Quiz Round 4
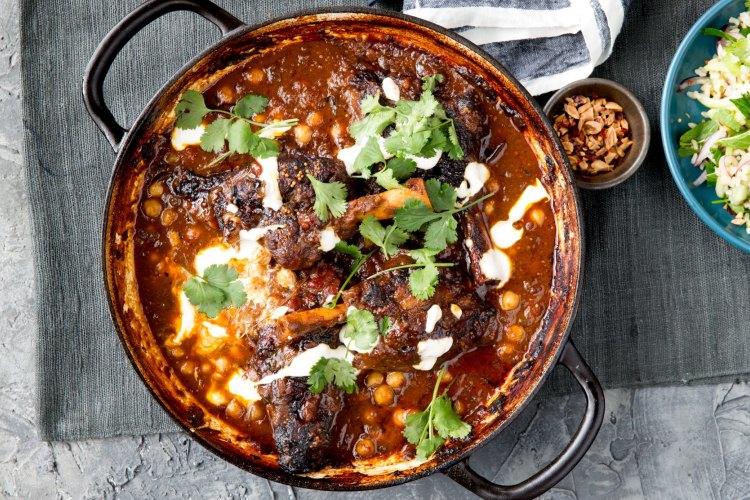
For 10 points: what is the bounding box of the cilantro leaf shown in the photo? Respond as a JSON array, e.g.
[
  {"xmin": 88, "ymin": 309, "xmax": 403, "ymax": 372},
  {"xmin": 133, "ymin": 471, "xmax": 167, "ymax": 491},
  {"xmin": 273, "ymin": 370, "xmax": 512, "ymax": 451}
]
[
  {"xmin": 349, "ymin": 108, "xmax": 396, "ymax": 143},
  {"xmin": 403, "ymin": 410, "xmax": 430, "ymax": 445},
  {"xmin": 394, "ymin": 199, "xmax": 441, "ymax": 232},
  {"xmin": 234, "ymin": 94, "xmax": 268, "ymax": 118},
  {"xmin": 386, "ymin": 157, "xmax": 417, "ymax": 180},
  {"xmin": 378, "ymin": 316, "xmax": 391, "ymax": 336},
  {"xmin": 421, "ymin": 73, "xmax": 445, "ymax": 92},
  {"xmin": 408, "ymin": 248, "xmax": 440, "ymax": 300},
  {"xmin": 307, "ymin": 174, "xmax": 348, "ymax": 222},
  {"xmin": 341, "ymin": 307, "xmax": 379, "ymax": 350},
  {"xmin": 422, "ymin": 127, "xmax": 448, "ymax": 158},
  {"xmin": 360, "ymin": 93, "xmax": 388, "ymax": 114},
  {"xmin": 175, "ymin": 90, "xmax": 209, "ymax": 129},
  {"xmin": 432, "ymin": 395, "xmax": 471, "ymax": 439},
  {"xmin": 410, "ymin": 248, "xmax": 440, "ymax": 265},
  {"xmin": 445, "ymin": 121, "xmax": 464, "ymax": 160},
  {"xmin": 182, "ymin": 264, "xmax": 247, "ymax": 318},
  {"xmin": 373, "ymin": 167, "xmax": 402, "ymax": 190},
  {"xmin": 228, "ymin": 120, "xmax": 254, "ymax": 154},
  {"xmin": 334, "ymin": 241, "xmax": 363, "ymax": 260},
  {"xmin": 200, "ymin": 118, "xmax": 231, "ymax": 153},
  {"xmin": 360, "ymin": 216, "xmax": 409, "ymax": 258},
  {"xmin": 416, "ymin": 435, "xmax": 445, "ymax": 460},
  {"xmin": 426, "ymin": 179, "xmax": 457, "ymax": 211},
  {"xmin": 409, "ymin": 263, "xmax": 439, "ymax": 300},
  {"xmin": 384, "ymin": 128, "xmax": 432, "ymax": 156},
  {"xmin": 353, "ymin": 136, "xmax": 385, "ymax": 176},
  {"xmin": 307, "ymin": 357, "xmax": 358, "ymax": 394},
  {"xmin": 248, "ymin": 134, "xmax": 280, "ymax": 159},
  {"xmin": 424, "ymin": 216, "xmax": 458, "ymax": 251}
]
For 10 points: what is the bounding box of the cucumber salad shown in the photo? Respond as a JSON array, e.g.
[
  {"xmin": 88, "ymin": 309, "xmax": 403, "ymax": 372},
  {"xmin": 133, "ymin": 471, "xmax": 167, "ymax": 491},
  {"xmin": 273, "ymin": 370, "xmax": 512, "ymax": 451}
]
[{"xmin": 679, "ymin": 4, "xmax": 750, "ymax": 232}]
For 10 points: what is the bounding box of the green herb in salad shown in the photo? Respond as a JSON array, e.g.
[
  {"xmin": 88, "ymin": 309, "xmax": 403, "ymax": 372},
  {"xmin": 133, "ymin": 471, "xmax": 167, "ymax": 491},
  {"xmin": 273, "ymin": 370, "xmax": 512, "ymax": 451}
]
[{"xmin": 678, "ymin": 10, "xmax": 750, "ymax": 230}]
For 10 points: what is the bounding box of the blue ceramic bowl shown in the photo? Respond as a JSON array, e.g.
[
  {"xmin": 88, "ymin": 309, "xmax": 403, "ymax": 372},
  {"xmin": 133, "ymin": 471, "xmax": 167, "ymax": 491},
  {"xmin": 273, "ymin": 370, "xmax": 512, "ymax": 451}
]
[{"xmin": 661, "ymin": 0, "xmax": 750, "ymax": 253}]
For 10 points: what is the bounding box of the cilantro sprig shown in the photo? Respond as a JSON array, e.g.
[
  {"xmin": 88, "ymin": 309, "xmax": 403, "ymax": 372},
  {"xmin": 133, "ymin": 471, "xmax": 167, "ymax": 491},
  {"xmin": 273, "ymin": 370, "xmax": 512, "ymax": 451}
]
[
  {"xmin": 182, "ymin": 264, "xmax": 247, "ymax": 318},
  {"xmin": 174, "ymin": 90, "xmax": 297, "ymax": 163},
  {"xmin": 366, "ymin": 248, "xmax": 453, "ymax": 300},
  {"xmin": 308, "ymin": 306, "xmax": 387, "ymax": 394},
  {"xmin": 326, "ymin": 242, "xmax": 374, "ymax": 309},
  {"xmin": 347, "ymin": 74, "xmax": 463, "ymax": 180},
  {"xmin": 395, "ymin": 179, "xmax": 495, "ymax": 252},
  {"xmin": 307, "ymin": 357, "xmax": 358, "ymax": 394},
  {"xmin": 359, "ymin": 216, "xmax": 409, "ymax": 259},
  {"xmin": 307, "ymin": 174, "xmax": 348, "ymax": 222},
  {"xmin": 403, "ymin": 367, "xmax": 471, "ymax": 459}
]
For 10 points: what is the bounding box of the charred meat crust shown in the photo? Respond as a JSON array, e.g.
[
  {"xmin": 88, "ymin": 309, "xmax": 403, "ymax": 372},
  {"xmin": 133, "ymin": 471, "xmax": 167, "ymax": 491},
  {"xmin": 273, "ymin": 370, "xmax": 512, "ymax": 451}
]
[{"xmin": 260, "ymin": 378, "xmax": 345, "ymax": 474}]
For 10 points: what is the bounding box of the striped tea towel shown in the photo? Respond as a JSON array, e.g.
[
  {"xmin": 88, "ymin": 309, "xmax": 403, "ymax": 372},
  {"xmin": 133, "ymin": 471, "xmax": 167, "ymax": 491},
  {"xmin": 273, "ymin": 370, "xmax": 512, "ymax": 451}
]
[{"xmin": 402, "ymin": 0, "xmax": 632, "ymax": 95}]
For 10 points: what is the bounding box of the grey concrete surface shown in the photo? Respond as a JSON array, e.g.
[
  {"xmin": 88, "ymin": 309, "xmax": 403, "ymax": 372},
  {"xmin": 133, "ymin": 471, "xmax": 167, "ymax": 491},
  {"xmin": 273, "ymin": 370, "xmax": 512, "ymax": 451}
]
[{"xmin": 4, "ymin": 1, "xmax": 750, "ymax": 498}]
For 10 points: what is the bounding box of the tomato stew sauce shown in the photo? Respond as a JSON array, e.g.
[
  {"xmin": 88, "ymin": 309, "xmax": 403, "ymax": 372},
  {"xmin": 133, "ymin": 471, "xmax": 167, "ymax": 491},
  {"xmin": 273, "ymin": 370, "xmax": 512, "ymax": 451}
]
[{"xmin": 133, "ymin": 32, "xmax": 555, "ymax": 472}]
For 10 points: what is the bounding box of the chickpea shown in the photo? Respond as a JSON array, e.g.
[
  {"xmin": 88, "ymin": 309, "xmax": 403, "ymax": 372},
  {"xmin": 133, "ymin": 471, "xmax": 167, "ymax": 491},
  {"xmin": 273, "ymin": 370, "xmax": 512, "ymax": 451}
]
[
  {"xmin": 530, "ymin": 207, "xmax": 545, "ymax": 226},
  {"xmin": 225, "ymin": 399, "xmax": 245, "ymax": 420},
  {"xmin": 206, "ymin": 391, "xmax": 228, "ymax": 406},
  {"xmin": 483, "ymin": 200, "xmax": 495, "ymax": 216},
  {"xmin": 500, "ymin": 290, "xmax": 520, "ymax": 311},
  {"xmin": 248, "ymin": 401, "xmax": 265, "ymax": 422},
  {"xmin": 161, "ymin": 208, "xmax": 177, "ymax": 226},
  {"xmin": 179, "ymin": 360, "xmax": 195, "ymax": 376},
  {"xmin": 184, "ymin": 227, "xmax": 200, "ymax": 241},
  {"xmin": 165, "ymin": 152, "xmax": 180, "ymax": 164},
  {"xmin": 496, "ymin": 342, "xmax": 516, "ymax": 361},
  {"xmin": 362, "ymin": 406, "xmax": 380, "ymax": 425},
  {"xmin": 228, "ymin": 343, "xmax": 246, "ymax": 359},
  {"xmin": 366, "ymin": 371, "xmax": 384, "ymax": 387},
  {"xmin": 253, "ymin": 113, "xmax": 266, "ymax": 123},
  {"xmin": 441, "ymin": 370, "xmax": 453, "ymax": 384},
  {"xmin": 373, "ymin": 384, "xmax": 394, "ymax": 407},
  {"xmin": 294, "ymin": 124, "xmax": 313, "ymax": 144},
  {"xmin": 167, "ymin": 230, "xmax": 181, "ymax": 247},
  {"xmin": 248, "ymin": 67, "xmax": 265, "ymax": 83},
  {"xmin": 306, "ymin": 111, "xmax": 324, "ymax": 127},
  {"xmin": 148, "ymin": 182, "xmax": 165, "ymax": 197},
  {"xmin": 454, "ymin": 399, "xmax": 466, "ymax": 416},
  {"xmin": 392, "ymin": 408, "xmax": 413, "ymax": 427},
  {"xmin": 142, "ymin": 199, "xmax": 162, "ymax": 219},
  {"xmin": 506, "ymin": 324, "xmax": 526, "ymax": 343},
  {"xmin": 386, "ymin": 371, "xmax": 406, "ymax": 389},
  {"xmin": 216, "ymin": 85, "xmax": 236, "ymax": 105},
  {"xmin": 276, "ymin": 268, "xmax": 297, "ymax": 289},
  {"xmin": 355, "ymin": 437, "xmax": 376, "ymax": 458},
  {"xmin": 214, "ymin": 356, "xmax": 230, "ymax": 374}
]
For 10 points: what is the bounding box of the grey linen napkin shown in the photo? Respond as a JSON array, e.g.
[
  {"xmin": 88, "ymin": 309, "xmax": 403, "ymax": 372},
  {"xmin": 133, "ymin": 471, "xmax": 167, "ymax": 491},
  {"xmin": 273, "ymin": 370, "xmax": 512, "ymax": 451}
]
[{"xmin": 23, "ymin": 0, "xmax": 750, "ymax": 441}]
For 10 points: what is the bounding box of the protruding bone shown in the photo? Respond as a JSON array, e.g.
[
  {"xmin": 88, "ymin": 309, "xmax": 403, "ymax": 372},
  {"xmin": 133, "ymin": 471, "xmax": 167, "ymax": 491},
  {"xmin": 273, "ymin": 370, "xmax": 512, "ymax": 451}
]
[{"xmin": 275, "ymin": 304, "xmax": 348, "ymax": 344}]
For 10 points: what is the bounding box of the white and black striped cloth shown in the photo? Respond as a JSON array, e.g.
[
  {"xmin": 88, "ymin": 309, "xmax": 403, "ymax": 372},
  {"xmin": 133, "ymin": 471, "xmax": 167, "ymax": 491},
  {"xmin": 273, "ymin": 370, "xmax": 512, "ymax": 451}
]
[{"xmin": 402, "ymin": 0, "xmax": 631, "ymax": 95}]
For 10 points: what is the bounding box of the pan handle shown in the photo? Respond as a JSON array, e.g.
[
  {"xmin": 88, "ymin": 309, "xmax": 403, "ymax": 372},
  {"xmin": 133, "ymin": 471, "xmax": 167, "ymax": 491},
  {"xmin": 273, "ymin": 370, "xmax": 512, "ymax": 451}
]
[
  {"xmin": 445, "ymin": 341, "xmax": 604, "ymax": 499},
  {"xmin": 83, "ymin": 0, "xmax": 244, "ymax": 151}
]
